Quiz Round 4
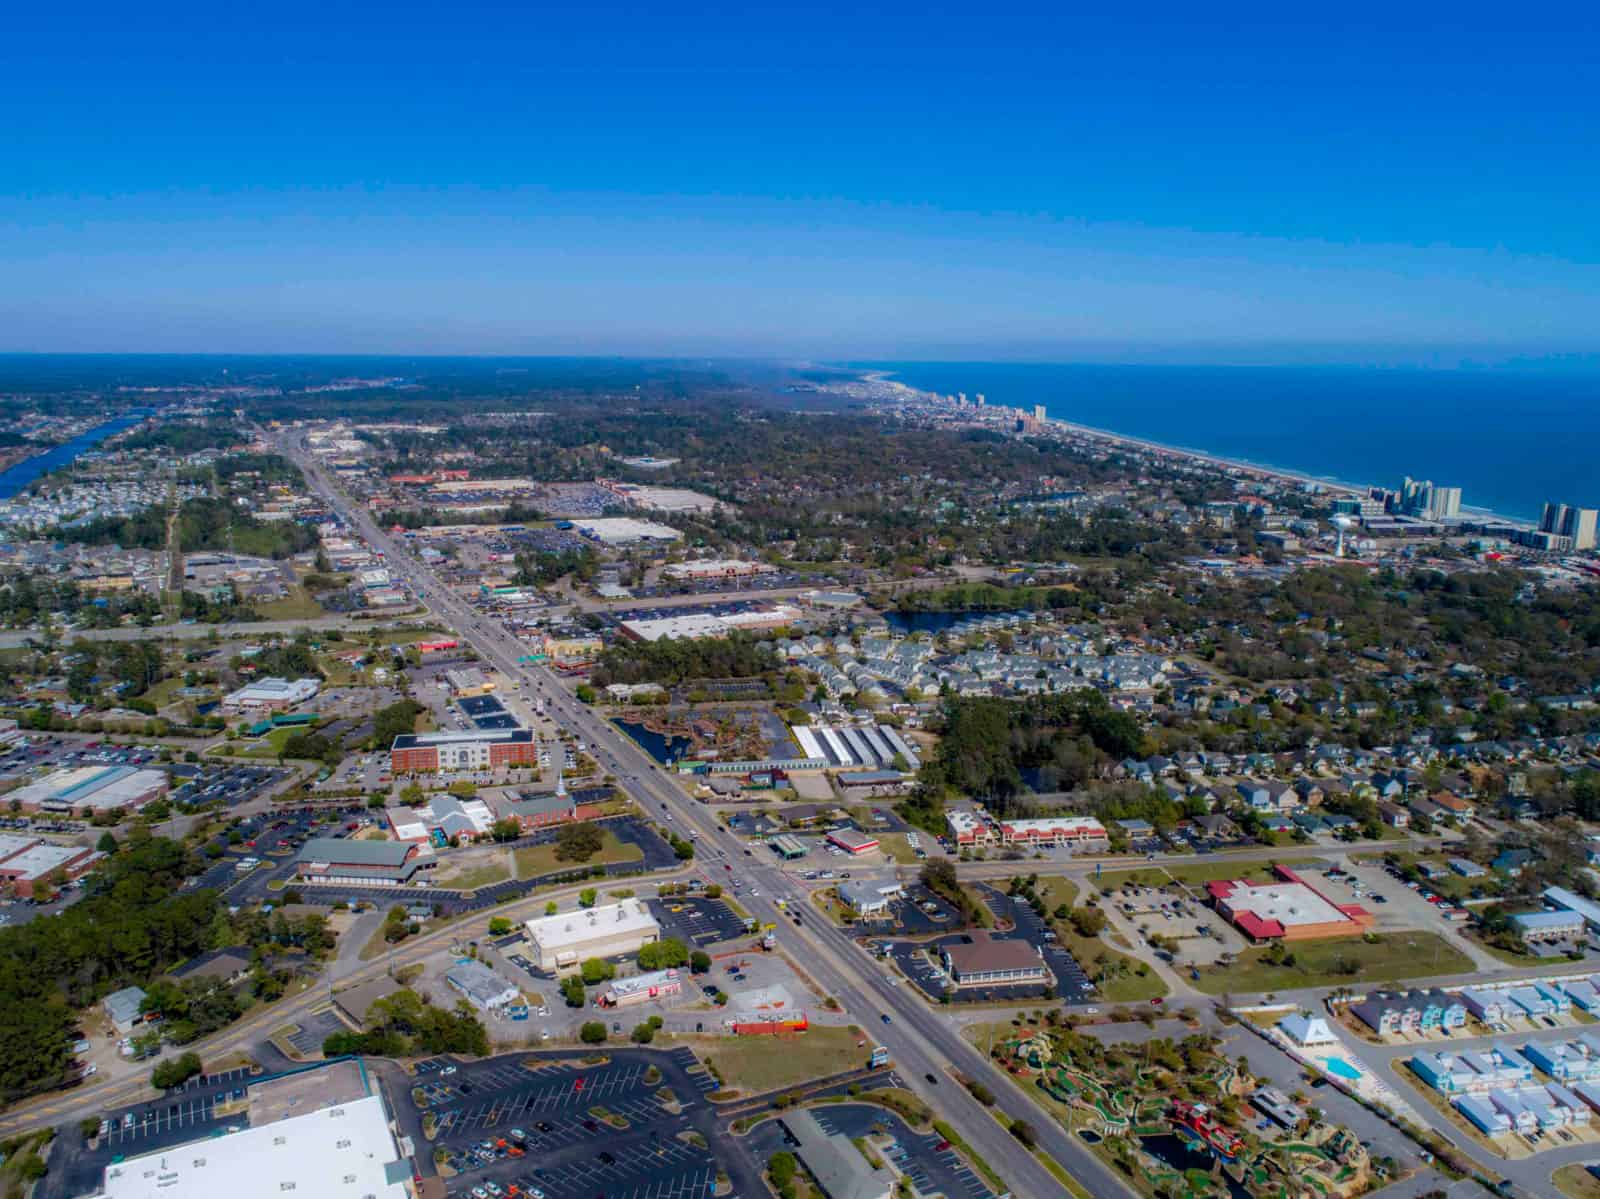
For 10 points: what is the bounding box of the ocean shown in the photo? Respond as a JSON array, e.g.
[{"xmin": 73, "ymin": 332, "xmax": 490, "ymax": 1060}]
[{"xmin": 853, "ymin": 363, "xmax": 1600, "ymax": 523}]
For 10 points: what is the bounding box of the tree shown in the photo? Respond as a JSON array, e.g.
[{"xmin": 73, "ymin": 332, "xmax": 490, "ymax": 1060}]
[
  {"xmin": 561, "ymin": 975, "xmax": 586, "ymax": 1008},
  {"xmin": 151, "ymin": 1051, "xmax": 203, "ymax": 1090},
  {"xmin": 544, "ymin": 900, "xmax": 559, "ymax": 915},
  {"xmin": 556, "ymin": 822, "xmax": 605, "ymax": 863},
  {"xmin": 703, "ymin": 884, "xmax": 722, "ymax": 899},
  {"xmin": 578, "ymin": 887, "xmax": 598, "ymax": 908},
  {"xmin": 579, "ymin": 1021, "xmax": 607, "ymax": 1043},
  {"xmin": 1010, "ymin": 1119, "xmax": 1038, "ymax": 1149},
  {"xmin": 690, "ymin": 950, "xmax": 712, "ymax": 974},
  {"xmin": 631, "ymin": 1022, "xmax": 655, "ymax": 1043},
  {"xmin": 96, "ymin": 831, "xmax": 118, "ymax": 854},
  {"xmin": 488, "ymin": 917, "xmax": 513, "ymax": 936},
  {"xmin": 580, "ymin": 958, "xmax": 616, "ymax": 985},
  {"xmin": 489, "ymin": 818, "xmax": 522, "ymax": 843},
  {"xmin": 637, "ymin": 938, "xmax": 689, "ymax": 970},
  {"xmin": 768, "ymin": 1151, "xmax": 798, "ymax": 1187},
  {"xmin": 1069, "ymin": 907, "xmax": 1107, "ymax": 937}
]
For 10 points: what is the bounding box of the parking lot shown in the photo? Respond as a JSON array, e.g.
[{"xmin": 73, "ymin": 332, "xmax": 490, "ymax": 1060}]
[
  {"xmin": 747, "ymin": 1102, "xmax": 996, "ymax": 1199},
  {"xmin": 45, "ymin": 1063, "xmax": 258, "ymax": 1196},
  {"xmin": 415, "ymin": 1047, "xmax": 736, "ymax": 1199},
  {"xmin": 877, "ymin": 887, "xmax": 1095, "ymax": 1004},
  {"xmin": 648, "ymin": 895, "xmax": 748, "ymax": 948}
]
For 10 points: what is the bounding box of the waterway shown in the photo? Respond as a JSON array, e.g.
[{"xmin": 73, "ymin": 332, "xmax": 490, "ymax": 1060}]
[
  {"xmin": 883, "ymin": 609, "xmax": 1029, "ymax": 635},
  {"xmin": 1139, "ymin": 1134, "xmax": 1252, "ymax": 1199},
  {"xmin": 612, "ymin": 718, "xmax": 693, "ymax": 765},
  {"xmin": 0, "ymin": 411, "xmax": 150, "ymax": 500}
]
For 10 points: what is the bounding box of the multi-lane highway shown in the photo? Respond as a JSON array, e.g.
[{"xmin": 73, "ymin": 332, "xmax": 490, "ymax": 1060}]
[{"xmin": 275, "ymin": 429, "xmax": 1125, "ymax": 1199}]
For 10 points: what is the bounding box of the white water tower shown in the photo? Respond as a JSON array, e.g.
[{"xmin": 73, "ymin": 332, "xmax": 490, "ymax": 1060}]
[{"xmin": 1332, "ymin": 514, "xmax": 1355, "ymax": 558}]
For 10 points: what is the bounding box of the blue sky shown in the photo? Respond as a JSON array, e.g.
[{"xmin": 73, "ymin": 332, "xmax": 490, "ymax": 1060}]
[{"xmin": 4, "ymin": 2, "xmax": 1598, "ymax": 361}]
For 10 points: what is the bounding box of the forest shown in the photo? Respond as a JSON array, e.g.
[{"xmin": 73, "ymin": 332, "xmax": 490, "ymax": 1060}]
[
  {"xmin": 0, "ymin": 836, "xmax": 219, "ymax": 1105},
  {"xmin": 52, "ymin": 496, "xmax": 318, "ymax": 559},
  {"xmin": 590, "ymin": 631, "xmax": 782, "ymax": 687},
  {"xmin": 902, "ymin": 691, "xmax": 1148, "ymax": 829}
]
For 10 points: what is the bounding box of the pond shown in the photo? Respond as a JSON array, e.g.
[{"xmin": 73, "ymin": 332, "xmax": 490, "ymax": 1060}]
[
  {"xmin": 1139, "ymin": 1135, "xmax": 1252, "ymax": 1199},
  {"xmin": 612, "ymin": 719, "xmax": 693, "ymax": 765},
  {"xmin": 1076, "ymin": 1129, "xmax": 1102, "ymax": 1144},
  {"xmin": 883, "ymin": 609, "xmax": 1027, "ymax": 634}
]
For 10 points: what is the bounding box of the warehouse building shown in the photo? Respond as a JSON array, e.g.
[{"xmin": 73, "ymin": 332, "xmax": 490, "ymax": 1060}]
[
  {"xmin": 445, "ymin": 959, "xmax": 522, "ymax": 1011},
  {"xmin": 572, "ymin": 516, "xmax": 683, "ymax": 545},
  {"xmin": 221, "ymin": 675, "xmax": 320, "ymax": 714},
  {"xmin": 523, "ymin": 899, "xmax": 661, "ymax": 972},
  {"xmin": 941, "ymin": 934, "xmax": 1049, "ymax": 988},
  {"xmin": 618, "ymin": 604, "xmax": 799, "ymax": 643},
  {"xmin": 5, "ymin": 765, "xmax": 168, "ymax": 814},
  {"xmin": 293, "ymin": 838, "xmax": 424, "ymax": 887},
  {"xmin": 389, "ymin": 727, "xmax": 538, "ymax": 773},
  {"xmin": 88, "ymin": 1058, "xmax": 410, "ymax": 1199}
]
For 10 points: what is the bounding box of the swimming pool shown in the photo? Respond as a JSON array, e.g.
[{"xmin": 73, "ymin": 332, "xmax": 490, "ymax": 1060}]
[{"xmin": 1321, "ymin": 1055, "xmax": 1363, "ymax": 1081}]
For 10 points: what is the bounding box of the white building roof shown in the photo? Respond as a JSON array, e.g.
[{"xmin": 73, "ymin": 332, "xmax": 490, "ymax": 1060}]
[
  {"xmin": 525, "ymin": 899, "xmax": 660, "ymax": 952},
  {"xmin": 225, "ymin": 676, "xmax": 319, "ymax": 706},
  {"xmin": 91, "ymin": 1092, "xmax": 406, "ymax": 1199},
  {"xmin": 573, "ymin": 517, "xmax": 683, "ymax": 544},
  {"xmin": 1221, "ymin": 880, "xmax": 1350, "ymax": 928}
]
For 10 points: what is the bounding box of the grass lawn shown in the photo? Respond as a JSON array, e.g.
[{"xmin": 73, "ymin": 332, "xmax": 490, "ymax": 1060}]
[
  {"xmin": 252, "ymin": 586, "xmax": 327, "ymax": 621},
  {"xmin": 876, "ymin": 832, "xmax": 920, "ymax": 865},
  {"xmin": 696, "ymin": 1025, "xmax": 868, "ymax": 1093},
  {"xmin": 1032, "ymin": 876, "xmax": 1168, "ymax": 1002},
  {"xmin": 1555, "ymin": 1163, "xmax": 1600, "ymax": 1199},
  {"xmin": 235, "ymin": 725, "xmax": 301, "ymax": 759},
  {"xmin": 435, "ymin": 861, "xmax": 512, "ymax": 891},
  {"xmin": 1096, "ymin": 856, "xmax": 1317, "ymax": 892},
  {"xmin": 513, "ymin": 830, "xmax": 642, "ymax": 879},
  {"xmin": 1190, "ymin": 931, "xmax": 1475, "ymax": 995},
  {"xmin": 141, "ymin": 675, "xmax": 190, "ymax": 709}
]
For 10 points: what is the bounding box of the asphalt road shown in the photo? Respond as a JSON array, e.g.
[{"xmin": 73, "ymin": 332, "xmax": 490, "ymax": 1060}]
[{"xmin": 275, "ymin": 430, "xmax": 1104, "ymax": 1199}]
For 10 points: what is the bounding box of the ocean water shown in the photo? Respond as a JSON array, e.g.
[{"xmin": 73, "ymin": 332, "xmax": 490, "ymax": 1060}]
[{"xmin": 856, "ymin": 363, "xmax": 1600, "ymax": 522}]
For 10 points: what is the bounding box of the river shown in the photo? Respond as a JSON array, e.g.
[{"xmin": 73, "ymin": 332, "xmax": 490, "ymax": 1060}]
[{"xmin": 0, "ymin": 411, "xmax": 150, "ymax": 500}]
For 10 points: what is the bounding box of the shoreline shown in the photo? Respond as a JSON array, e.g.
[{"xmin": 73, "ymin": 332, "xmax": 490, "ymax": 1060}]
[{"xmin": 865, "ymin": 370, "xmax": 1536, "ymax": 530}]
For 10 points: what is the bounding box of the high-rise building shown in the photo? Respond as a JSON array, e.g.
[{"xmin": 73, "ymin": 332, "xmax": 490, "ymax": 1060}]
[
  {"xmin": 1033, "ymin": 404, "xmax": 1047, "ymax": 423},
  {"xmin": 1427, "ymin": 486, "xmax": 1462, "ymax": 520},
  {"xmin": 1397, "ymin": 477, "xmax": 1461, "ymax": 520},
  {"xmin": 1563, "ymin": 507, "xmax": 1598, "ymax": 550},
  {"xmin": 1538, "ymin": 501, "xmax": 1596, "ymax": 550}
]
